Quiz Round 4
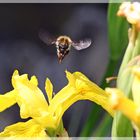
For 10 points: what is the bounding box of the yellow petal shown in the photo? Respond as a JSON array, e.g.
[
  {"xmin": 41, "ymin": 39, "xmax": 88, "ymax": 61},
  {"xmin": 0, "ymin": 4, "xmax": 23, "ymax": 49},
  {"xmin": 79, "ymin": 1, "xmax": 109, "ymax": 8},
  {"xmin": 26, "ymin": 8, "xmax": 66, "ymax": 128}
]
[
  {"xmin": 12, "ymin": 70, "xmax": 48, "ymax": 119},
  {"xmin": 45, "ymin": 78, "xmax": 53, "ymax": 104},
  {"xmin": 11, "ymin": 70, "xmax": 19, "ymax": 87},
  {"xmin": 30, "ymin": 75, "xmax": 38, "ymax": 86},
  {"xmin": 0, "ymin": 119, "xmax": 48, "ymax": 137},
  {"xmin": 65, "ymin": 70, "xmax": 75, "ymax": 86},
  {"xmin": 34, "ymin": 114, "xmax": 57, "ymax": 129},
  {"xmin": 106, "ymin": 88, "xmax": 140, "ymax": 128},
  {"xmin": 66, "ymin": 71, "xmax": 90, "ymax": 87},
  {"xmin": 47, "ymin": 71, "xmax": 114, "ymax": 128},
  {"xmin": 0, "ymin": 90, "xmax": 16, "ymax": 112},
  {"xmin": 70, "ymin": 72, "xmax": 114, "ymax": 115}
]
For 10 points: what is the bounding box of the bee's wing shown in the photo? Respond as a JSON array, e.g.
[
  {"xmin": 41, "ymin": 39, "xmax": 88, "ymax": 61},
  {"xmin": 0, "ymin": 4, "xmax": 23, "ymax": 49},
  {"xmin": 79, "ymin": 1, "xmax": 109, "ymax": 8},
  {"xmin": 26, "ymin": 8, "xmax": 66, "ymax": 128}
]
[
  {"xmin": 39, "ymin": 29, "xmax": 56, "ymax": 45},
  {"xmin": 72, "ymin": 39, "xmax": 92, "ymax": 50}
]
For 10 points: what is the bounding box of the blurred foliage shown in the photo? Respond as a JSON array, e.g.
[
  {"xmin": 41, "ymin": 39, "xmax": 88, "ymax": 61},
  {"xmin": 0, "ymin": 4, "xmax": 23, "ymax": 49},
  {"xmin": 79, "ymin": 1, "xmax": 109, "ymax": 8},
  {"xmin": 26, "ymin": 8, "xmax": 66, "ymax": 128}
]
[
  {"xmin": 80, "ymin": 2, "xmax": 129, "ymax": 137},
  {"xmin": 108, "ymin": 2, "xmax": 129, "ymax": 61}
]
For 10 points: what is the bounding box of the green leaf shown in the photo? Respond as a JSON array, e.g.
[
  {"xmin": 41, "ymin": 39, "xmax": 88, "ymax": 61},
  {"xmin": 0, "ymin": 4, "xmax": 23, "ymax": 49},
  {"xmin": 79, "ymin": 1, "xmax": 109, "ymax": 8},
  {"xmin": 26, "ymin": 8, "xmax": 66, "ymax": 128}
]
[
  {"xmin": 112, "ymin": 112, "xmax": 133, "ymax": 138},
  {"xmin": 108, "ymin": 3, "xmax": 129, "ymax": 61},
  {"xmin": 92, "ymin": 113, "xmax": 113, "ymax": 137}
]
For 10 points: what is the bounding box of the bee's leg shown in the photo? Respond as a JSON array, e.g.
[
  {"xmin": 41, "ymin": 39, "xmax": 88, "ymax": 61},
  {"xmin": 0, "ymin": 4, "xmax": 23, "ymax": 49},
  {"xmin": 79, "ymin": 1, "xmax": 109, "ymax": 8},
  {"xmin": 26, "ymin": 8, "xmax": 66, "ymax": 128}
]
[{"xmin": 64, "ymin": 50, "xmax": 69, "ymax": 56}]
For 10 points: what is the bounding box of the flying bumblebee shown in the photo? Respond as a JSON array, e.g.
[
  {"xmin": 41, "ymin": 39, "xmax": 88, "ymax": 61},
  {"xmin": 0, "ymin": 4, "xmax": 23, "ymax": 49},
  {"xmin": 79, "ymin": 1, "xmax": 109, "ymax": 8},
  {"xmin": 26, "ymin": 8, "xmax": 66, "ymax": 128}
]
[{"xmin": 39, "ymin": 31, "xmax": 92, "ymax": 63}]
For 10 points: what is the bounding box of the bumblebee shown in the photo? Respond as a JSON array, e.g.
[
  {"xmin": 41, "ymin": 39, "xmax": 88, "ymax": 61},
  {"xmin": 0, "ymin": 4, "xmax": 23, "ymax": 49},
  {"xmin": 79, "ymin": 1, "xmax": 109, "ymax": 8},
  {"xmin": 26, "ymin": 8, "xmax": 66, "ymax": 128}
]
[{"xmin": 39, "ymin": 31, "xmax": 92, "ymax": 63}]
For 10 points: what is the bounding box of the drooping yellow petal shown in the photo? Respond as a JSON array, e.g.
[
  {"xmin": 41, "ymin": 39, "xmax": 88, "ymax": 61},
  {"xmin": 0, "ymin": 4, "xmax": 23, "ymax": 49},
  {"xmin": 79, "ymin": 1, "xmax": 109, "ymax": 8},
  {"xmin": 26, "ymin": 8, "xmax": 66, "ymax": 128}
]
[
  {"xmin": 47, "ymin": 71, "xmax": 114, "ymax": 128},
  {"xmin": 67, "ymin": 71, "xmax": 114, "ymax": 115},
  {"xmin": 11, "ymin": 70, "xmax": 48, "ymax": 119},
  {"xmin": 0, "ymin": 119, "xmax": 48, "ymax": 137},
  {"xmin": 0, "ymin": 90, "xmax": 16, "ymax": 112},
  {"xmin": 106, "ymin": 88, "xmax": 140, "ymax": 128},
  {"xmin": 45, "ymin": 78, "xmax": 53, "ymax": 104}
]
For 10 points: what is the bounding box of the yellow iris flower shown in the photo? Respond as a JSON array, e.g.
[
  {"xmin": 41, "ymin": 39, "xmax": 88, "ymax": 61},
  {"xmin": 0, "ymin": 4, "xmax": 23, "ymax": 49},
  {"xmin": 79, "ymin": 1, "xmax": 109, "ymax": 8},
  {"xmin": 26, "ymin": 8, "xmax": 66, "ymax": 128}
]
[{"xmin": 0, "ymin": 70, "xmax": 114, "ymax": 137}]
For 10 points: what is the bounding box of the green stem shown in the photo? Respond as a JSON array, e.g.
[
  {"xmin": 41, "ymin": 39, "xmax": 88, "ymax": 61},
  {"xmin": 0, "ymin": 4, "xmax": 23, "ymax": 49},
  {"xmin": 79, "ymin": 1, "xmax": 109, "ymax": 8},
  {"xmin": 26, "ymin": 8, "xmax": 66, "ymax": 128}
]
[
  {"xmin": 45, "ymin": 128, "xmax": 56, "ymax": 137},
  {"xmin": 56, "ymin": 119, "xmax": 64, "ymax": 136},
  {"xmin": 132, "ymin": 32, "xmax": 140, "ymax": 58},
  {"xmin": 117, "ymin": 27, "xmax": 136, "ymax": 81}
]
